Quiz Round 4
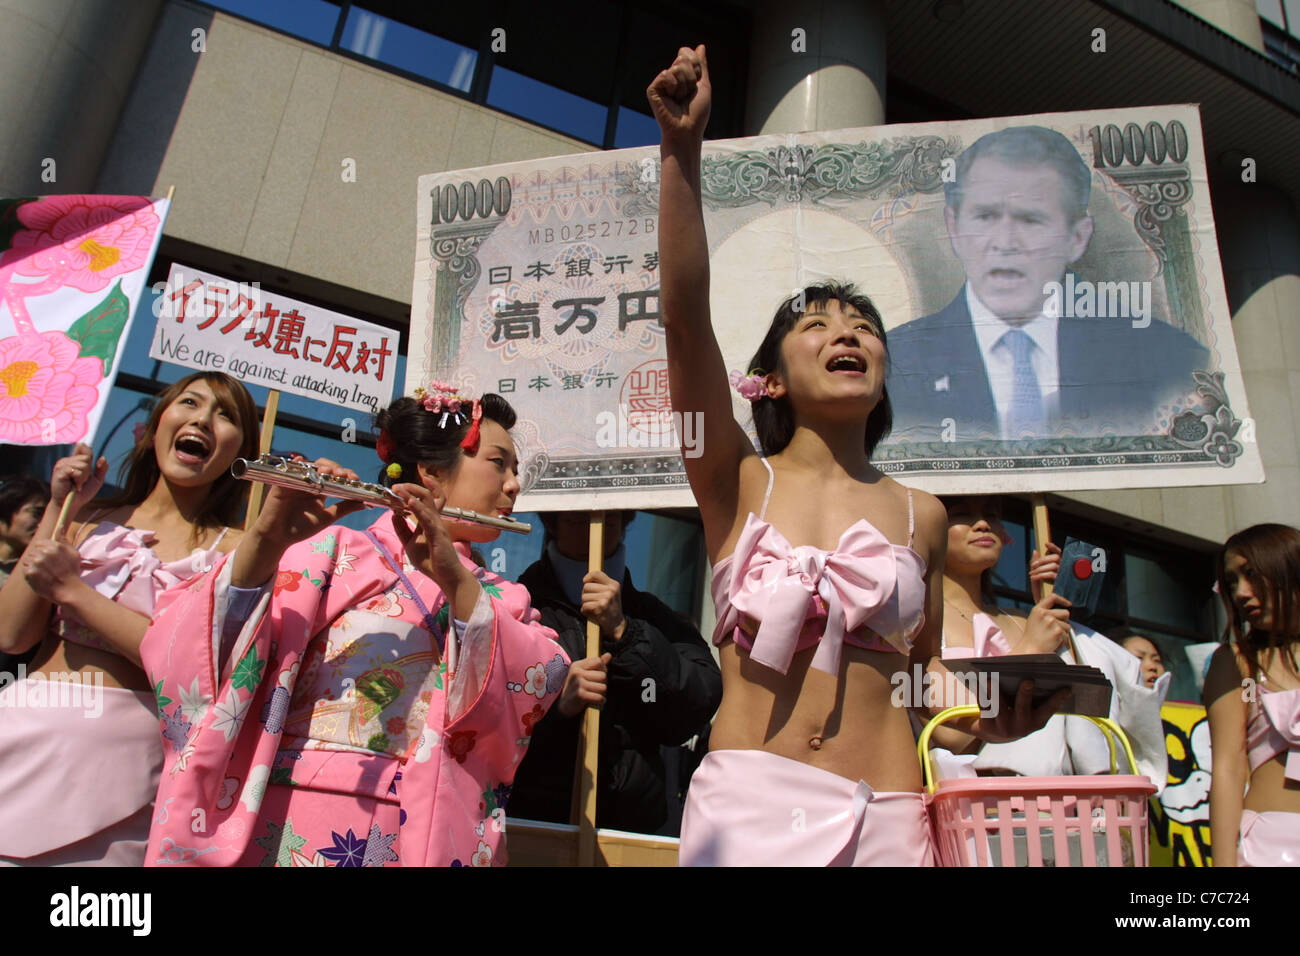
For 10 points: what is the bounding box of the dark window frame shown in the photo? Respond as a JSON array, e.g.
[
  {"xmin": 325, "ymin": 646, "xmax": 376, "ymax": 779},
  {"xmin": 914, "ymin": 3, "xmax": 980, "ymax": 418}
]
[{"xmin": 191, "ymin": 0, "xmax": 751, "ymax": 148}]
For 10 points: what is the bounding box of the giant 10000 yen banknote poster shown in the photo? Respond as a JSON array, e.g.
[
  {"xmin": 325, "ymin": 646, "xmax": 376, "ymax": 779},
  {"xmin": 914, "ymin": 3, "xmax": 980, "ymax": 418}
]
[{"xmin": 409, "ymin": 105, "xmax": 1261, "ymax": 510}]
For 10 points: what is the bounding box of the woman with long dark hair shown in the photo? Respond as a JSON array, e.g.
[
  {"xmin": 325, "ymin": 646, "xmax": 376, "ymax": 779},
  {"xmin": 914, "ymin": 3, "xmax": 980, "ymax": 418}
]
[
  {"xmin": 139, "ymin": 385, "xmax": 568, "ymax": 866},
  {"xmin": 649, "ymin": 46, "xmax": 1061, "ymax": 865},
  {"xmin": 0, "ymin": 371, "xmax": 258, "ymax": 864},
  {"xmin": 1206, "ymin": 523, "xmax": 1300, "ymax": 866}
]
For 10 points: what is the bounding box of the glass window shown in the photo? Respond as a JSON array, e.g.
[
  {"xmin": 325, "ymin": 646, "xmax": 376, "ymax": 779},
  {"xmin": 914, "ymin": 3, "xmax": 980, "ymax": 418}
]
[
  {"xmin": 340, "ymin": 8, "xmax": 477, "ymax": 91},
  {"xmin": 482, "ymin": 511, "xmax": 704, "ymax": 623},
  {"xmin": 629, "ymin": 512, "xmax": 704, "ymax": 620},
  {"xmin": 201, "ymin": 0, "xmax": 342, "ymax": 46},
  {"xmin": 617, "ymin": 3, "xmax": 749, "ymax": 141},
  {"xmin": 473, "ymin": 512, "xmax": 545, "ymax": 581},
  {"xmin": 487, "ymin": 66, "xmax": 607, "ymax": 144},
  {"xmin": 1125, "ymin": 551, "xmax": 1201, "ymax": 632},
  {"xmin": 494, "ymin": 0, "xmax": 618, "ymax": 107},
  {"xmin": 614, "ymin": 108, "xmax": 660, "ymax": 149},
  {"xmin": 991, "ymin": 515, "xmax": 1029, "ymax": 595}
]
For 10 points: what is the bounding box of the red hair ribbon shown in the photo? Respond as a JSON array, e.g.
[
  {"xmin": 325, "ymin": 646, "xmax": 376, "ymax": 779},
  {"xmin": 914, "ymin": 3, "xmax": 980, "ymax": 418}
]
[
  {"xmin": 459, "ymin": 399, "xmax": 484, "ymax": 453},
  {"xmin": 376, "ymin": 429, "xmax": 396, "ymax": 463}
]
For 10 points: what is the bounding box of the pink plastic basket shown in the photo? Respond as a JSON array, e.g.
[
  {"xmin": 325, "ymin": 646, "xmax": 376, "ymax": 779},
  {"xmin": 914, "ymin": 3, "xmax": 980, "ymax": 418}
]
[{"xmin": 918, "ymin": 707, "xmax": 1156, "ymax": 868}]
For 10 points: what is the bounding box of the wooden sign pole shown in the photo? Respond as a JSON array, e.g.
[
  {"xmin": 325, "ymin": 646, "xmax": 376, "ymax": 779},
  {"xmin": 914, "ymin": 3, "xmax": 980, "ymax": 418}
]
[
  {"xmin": 573, "ymin": 510, "xmax": 604, "ymax": 867},
  {"xmin": 1030, "ymin": 492, "xmax": 1053, "ymax": 598},
  {"xmin": 1030, "ymin": 492, "xmax": 1080, "ymax": 662},
  {"xmin": 243, "ymin": 389, "xmax": 280, "ymax": 529}
]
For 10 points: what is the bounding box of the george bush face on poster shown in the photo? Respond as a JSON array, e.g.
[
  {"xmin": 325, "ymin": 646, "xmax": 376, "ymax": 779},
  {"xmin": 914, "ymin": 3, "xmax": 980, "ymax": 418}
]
[
  {"xmin": 944, "ymin": 142, "xmax": 1093, "ymax": 325},
  {"xmin": 885, "ymin": 125, "xmax": 1207, "ymax": 442}
]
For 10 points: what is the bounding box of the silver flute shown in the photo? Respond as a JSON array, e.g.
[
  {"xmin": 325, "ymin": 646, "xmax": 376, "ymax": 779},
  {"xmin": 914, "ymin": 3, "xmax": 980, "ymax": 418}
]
[{"xmin": 231, "ymin": 454, "xmax": 532, "ymax": 534}]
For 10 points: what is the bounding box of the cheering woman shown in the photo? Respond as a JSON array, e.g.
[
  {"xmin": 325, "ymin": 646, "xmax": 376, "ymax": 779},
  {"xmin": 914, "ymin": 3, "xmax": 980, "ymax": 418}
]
[
  {"xmin": 649, "ymin": 45, "xmax": 1062, "ymax": 865},
  {"xmin": 0, "ymin": 372, "xmax": 258, "ymax": 865}
]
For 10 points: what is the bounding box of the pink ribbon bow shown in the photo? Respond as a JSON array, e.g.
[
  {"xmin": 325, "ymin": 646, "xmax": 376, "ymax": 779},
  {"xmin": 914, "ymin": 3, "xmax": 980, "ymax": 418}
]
[
  {"xmin": 727, "ymin": 520, "xmax": 922, "ymax": 675},
  {"xmin": 1260, "ymin": 689, "xmax": 1300, "ymax": 782}
]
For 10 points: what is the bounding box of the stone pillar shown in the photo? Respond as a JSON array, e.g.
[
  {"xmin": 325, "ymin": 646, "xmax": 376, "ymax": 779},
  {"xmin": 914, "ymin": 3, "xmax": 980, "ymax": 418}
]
[
  {"xmin": 1210, "ymin": 177, "xmax": 1300, "ymax": 531},
  {"xmin": 744, "ymin": 0, "xmax": 886, "ymax": 136},
  {"xmin": 0, "ymin": 0, "xmax": 165, "ymax": 194}
]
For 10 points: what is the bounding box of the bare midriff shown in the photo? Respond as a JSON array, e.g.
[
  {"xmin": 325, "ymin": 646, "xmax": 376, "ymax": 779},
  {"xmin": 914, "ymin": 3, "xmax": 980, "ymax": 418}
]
[
  {"xmin": 26, "ymin": 635, "xmax": 151, "ymax": 693},
  {"xmin": 1244, "ymin": 756, "xmax": 1300, "ymax": 815},
  {"xmin": 709, "ymin": 640, "xmax": 923, "ymax": 792}
]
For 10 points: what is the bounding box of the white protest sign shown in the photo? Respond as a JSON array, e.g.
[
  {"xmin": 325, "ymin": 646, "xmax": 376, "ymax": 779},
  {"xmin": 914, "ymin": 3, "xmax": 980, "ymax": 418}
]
[{"xmin": 150, "ymin": 264, "xmax": 396, "ymax": 413}]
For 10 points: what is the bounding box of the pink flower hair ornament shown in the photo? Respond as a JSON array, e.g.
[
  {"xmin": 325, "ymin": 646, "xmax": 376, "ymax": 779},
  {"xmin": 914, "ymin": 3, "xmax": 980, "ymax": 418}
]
[
  {"xmin": 410, "ymin": 381, "xmax": 485, "ymax": 453},
  {"xmin": 729, "ymin": 369, "xmax": 769, "ymax": 402}
]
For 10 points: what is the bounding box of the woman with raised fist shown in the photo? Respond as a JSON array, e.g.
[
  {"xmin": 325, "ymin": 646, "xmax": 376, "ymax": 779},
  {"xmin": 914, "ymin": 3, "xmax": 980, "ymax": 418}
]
[
  {"xmin": 648, "ymin": 46, "xmax": 1064, "ymax": 866},
  {"xmin": 139, "ymin": 385, "xmax": 568, "ymax": 867},
  {"xmin": 0, "ymin": 371, "xmax": 258, "ymax": 865}
]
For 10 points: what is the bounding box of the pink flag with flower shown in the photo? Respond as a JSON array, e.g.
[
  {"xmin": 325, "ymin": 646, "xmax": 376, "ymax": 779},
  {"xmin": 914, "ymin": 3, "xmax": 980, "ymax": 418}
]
[{"xmin": 0, "ymin": 195, "xmax": 169, "ymax": 445}]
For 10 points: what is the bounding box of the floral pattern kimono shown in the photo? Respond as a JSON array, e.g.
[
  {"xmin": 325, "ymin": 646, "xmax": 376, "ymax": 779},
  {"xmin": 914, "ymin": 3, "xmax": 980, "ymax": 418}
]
[{"xmin": 139, "ymin": 513, "xmax": 568, "ymax": 866}]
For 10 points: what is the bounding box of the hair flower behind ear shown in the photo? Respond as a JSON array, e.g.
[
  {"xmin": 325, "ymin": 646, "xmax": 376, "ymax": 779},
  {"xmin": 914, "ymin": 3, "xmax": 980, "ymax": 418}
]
[{"xmin": 729, "ymin": 369, "xmax": 767, "ymax": 402}]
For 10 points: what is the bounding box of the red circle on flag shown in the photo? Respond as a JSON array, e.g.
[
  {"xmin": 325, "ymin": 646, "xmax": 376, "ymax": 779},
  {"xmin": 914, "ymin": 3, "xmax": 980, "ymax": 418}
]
[{"xmin": 1073, "ymin": 557, "xmax": 1093, "ymax": 580}]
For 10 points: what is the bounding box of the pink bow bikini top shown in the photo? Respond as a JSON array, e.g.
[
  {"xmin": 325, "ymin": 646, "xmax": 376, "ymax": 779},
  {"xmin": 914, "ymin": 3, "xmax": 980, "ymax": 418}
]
[
  {"xmin": 1246, "ymin": 671, "xmax": 1300, "ymax": 783},
  {"xmin": 53, "ymin": 517, "xmax": 229, "ymax": 655},
  {"xmin": 710, "ymin": 458, "xmax": 926, "ymax": 676}
]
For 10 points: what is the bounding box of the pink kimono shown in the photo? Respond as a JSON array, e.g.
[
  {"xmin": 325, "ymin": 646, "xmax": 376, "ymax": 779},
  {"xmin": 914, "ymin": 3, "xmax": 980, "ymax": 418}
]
[{"xmin": 139, "ymin": 514, "xmax": 568, "ymax": 866}]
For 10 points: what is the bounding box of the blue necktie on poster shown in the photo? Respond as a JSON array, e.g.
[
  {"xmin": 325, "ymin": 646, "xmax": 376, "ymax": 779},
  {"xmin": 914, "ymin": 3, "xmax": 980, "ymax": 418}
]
[{"xmin": 999, "ymin": 328, "xmax": 1046, "ymax": 437}]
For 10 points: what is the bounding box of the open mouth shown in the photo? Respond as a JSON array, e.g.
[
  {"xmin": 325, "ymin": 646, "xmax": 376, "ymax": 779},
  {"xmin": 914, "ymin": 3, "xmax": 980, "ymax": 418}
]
[
  {"xmin": 827, "ymin": 354, "xmax": 866, "ymax": 374},
  {"xmin": 986, "ymin": 268, "xmax": 1027, "ymax": 285},
  {"xmin": 174, "ymin": 433, "xmax": 212, "ymax": 465}
]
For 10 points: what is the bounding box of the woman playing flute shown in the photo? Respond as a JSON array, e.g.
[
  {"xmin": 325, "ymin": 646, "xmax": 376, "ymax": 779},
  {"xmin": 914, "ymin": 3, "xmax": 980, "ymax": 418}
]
[{"xmin": 140, "ymin": 384, "xmax": 569, "ymax": 866}]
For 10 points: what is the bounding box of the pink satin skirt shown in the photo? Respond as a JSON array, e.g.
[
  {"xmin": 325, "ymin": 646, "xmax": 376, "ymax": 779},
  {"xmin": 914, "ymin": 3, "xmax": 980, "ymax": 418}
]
[
  {"xmin": 0, "ymin": 679, "xmax": 161, "ymax": 865},
  {"xmin": 679, "ymin": 749, "xmax": 935, "ymax": 866},
  {"xmin": 1238, "ymin": 809, "xmax": 1300, "ymax": 867}
]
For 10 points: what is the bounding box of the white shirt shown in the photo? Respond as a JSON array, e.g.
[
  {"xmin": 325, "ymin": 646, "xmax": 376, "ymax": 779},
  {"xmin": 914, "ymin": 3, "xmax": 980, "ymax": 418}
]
[
  {"xmin": 970, "ymin": 626, "xmax": 1171, "ymax": 792},
  {"xmin": 967, "ymin": 285, "xmax": 1060, "ymax": 440}
]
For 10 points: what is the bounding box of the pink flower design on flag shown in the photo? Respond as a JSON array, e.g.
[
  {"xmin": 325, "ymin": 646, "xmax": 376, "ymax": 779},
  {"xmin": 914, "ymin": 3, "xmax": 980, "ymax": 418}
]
[
  {"xmin": 1, "ymin": 195, "xmax": 160, "ymax": 293},
  {"xmin": 0, "ymin": 331, "xmax": 101, "ymax": 444}
]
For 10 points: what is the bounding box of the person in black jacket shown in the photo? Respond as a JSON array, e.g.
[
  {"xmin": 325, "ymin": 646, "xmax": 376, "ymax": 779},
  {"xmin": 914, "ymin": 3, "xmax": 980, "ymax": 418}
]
[{"xmin": 510, "ymin": 510, "xmax": 722, "ymax": 835}]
